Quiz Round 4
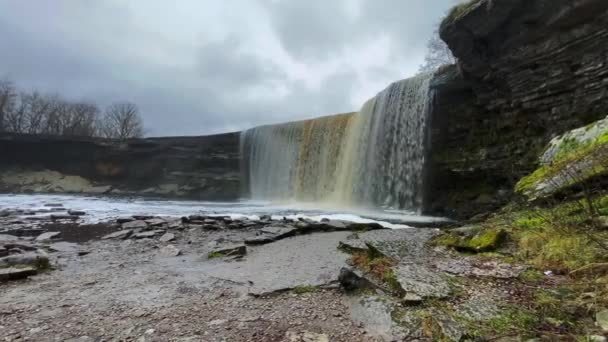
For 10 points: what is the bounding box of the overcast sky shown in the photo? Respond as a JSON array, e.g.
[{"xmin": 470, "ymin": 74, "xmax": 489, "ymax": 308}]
[{"xmin": 0, "ymin": 0, "xmax": 456, "ymax": 136}]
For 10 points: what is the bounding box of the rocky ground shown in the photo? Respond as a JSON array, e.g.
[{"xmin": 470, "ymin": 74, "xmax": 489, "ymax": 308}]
[{"xmin": 0, "ymin": 203, "xmax": 554, "ymax": 341}]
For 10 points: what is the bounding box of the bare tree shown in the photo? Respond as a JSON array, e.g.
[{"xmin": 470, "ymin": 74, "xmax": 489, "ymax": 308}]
[
  {"xmin": 0, "ymin": 79, "xmax": 17, "ymax": 132},
  {"xmin": 100, "ymin": 102, "xmax": 144, "ymax": 139},
  {"xmin": 418, "ymin": 25, "xmax": 456, "ymax": 73}
]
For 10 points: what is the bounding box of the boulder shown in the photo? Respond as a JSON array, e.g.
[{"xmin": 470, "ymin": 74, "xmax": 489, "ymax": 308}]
[
  {"xmin": 101, "ymin": 229, "xmax": 132, "ymax": 240},
  {"xmin": 35, "ymin": 231, "xmax": 61, "ymax": 242},
  {"xmin": 0, "ymin": 251, "xmax": 50, "ymax": 269}
]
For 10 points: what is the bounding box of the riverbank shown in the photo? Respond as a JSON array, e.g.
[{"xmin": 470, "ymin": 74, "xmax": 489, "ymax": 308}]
[{"xmin": 1, "ymin": 199, "xmax": 544, "ymax": 341}]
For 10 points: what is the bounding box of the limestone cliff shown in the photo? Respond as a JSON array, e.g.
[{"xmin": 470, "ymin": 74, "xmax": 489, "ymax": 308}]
[
  {"xmin": 425, "ymin": 0, "xmax": 608, "ymax": 218},
  {"xmin": 0, "ymin": 133, "xmax": 241, "ymax": 199}
]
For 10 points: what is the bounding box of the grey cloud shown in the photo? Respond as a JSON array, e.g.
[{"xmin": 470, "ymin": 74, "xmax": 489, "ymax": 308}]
[{"xmin": 0, "ymin": 1, "xmax": 457, "ymax": 136}]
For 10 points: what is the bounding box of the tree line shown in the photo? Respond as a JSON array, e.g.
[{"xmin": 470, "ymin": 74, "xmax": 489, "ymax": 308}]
[{"xmin": 0, "ymin": 78, "xmax": 144, "ymax": 139}]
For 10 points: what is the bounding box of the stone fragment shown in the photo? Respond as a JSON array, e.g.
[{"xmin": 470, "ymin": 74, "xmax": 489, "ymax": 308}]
[
  {"xmin": 209, "ymin": 244, "xmax": 247, "ymax": 258},
  {"xmin": 159, "ymin": 233, "xmax": 175, "ymax": 242},
  {"xmin": 0, "ymin": 267, "xmax": 37, "ymax": 282},
  {"xmin": 596, "ymin": 309, "xmax": 608, "ymax": 332},
  {"xmin": 35, "ymin": 231, "xmax": 61, "ymax": 241},
  {"xmin": 145, "ymin": 218, "xmax": 166, "ymax": 226},
  {"xmin": 133, "ymin": 230, "xmax": 164, "ymax": 239},
  {"xmin": 159, "ymin": 244, "xmax": 181, "ymax": 257},
  {"xmin": 402, "ymin": 293, "xmax": 423, "ymax": 305},
  {"xmin": 244, "ymin": 235, "xmax": 276, "ymax": 246},
  {"xmin": 338, "ymin": 267, "xmax": 376, "ymax": 291},
  {"xmin": 262, "ymin": 226, "xmax": 297, "ymax": 239},
  {"xmin": 50, "ymin": 214, "xmax": 78, "ymax": 221},
  {"xmin": 102, "ymin": 229, "xmax": 132, "ymax": 240},
  {"xmin": 122, "ymin": 220, "xmax": 148, "ymax": 230}
]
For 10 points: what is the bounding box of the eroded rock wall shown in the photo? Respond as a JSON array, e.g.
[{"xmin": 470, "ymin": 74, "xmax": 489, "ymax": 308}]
[
  {"xmin": 425, "ymin": 0, "xmax": 608, "ymax": 218},
  {"xmin": 0, "ymin": 133, "xmax": 241, "ymax": 200}
]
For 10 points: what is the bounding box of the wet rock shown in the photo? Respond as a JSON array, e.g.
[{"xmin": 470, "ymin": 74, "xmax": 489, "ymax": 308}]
[
  {"xmin": 244, "ymin": 235, "xmax": 276, "ymax": 246},
  {"xmin": 159, "ymin": 233, "xmax": 175, "ymax": 242},
  {"xmin": 50, "ymin": 214, "xmax": 79, "ymax": 221},
  {"xmin": 261, "ymin": 226, "xmax": 297, "ymax": 239},
  {"xmin": 209, "ymin": 244, "xmax": 247, "ymax": 258},
  {"xmin": 159, "ymin": 244, "xmax": 181, "ymax": 257},
  {"xmin": 202, "ymin": 224, "xmax": 222, "ymax": 230},
  {"xmin": 259, "ymin": 215, "xmax": 271, "ymax": 221},
  {"xmin": 132, "ymin": 215, "xmax": 153, "ymax": 220},
  {"xmin": 285, "ymin": 331, "xmax": 329, "ymax": 342},
  {"xmin": 102, "ymin": 229, "xmax": 133, "ymax": 240},
  {"xmin": 323, "ymin": 220, "xmax": 347, "ymax": 230},
  {"xmin": 116, "ymin": 217, "xmax": 134, "ymax": 224},
  {"xmin": 203, "ymin": 219, "xmax": 217, "ymax": 224},
  {"xmin": 43, "ymin": 203, "xmax": 63, "ymax": 207},
  {"xmin": 338, "ymin": 267, "xmax": 376, "ymax": 291},
  {"xmin": 122, "ymin": 220, "xmax": 148, "ymax": 230},
  {"xmin": 0, "ymin": 267, "xmax": 37, "ymax": 282},
  {"xmin": 35, "ymin": 231, "xmax": 61, "ymax": 241},
  {"xmin": 67, "ymin": 210, "xmax": 86, "ymax": 216},
  {"xmin": 394, "ymin": 264, "xmax": 451, "ymax": 299},
  {"xmin": 596, "ymin": 309, "xmax": 608, "ymax": 332}
]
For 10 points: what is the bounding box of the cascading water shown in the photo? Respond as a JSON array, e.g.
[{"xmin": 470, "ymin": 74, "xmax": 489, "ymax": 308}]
[{"xmin": 241, "ymin": 73, "xmax": 433, "ymax": 212}]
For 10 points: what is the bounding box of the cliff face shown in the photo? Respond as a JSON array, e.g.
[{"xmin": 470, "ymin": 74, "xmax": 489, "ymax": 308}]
[
  {"xmin": 0, "ymin": 133, "xmax": 241, "ymax": 200},
  {"xmin": 425, "ymin": 0, "xmax": 608, "ymax": 218}
]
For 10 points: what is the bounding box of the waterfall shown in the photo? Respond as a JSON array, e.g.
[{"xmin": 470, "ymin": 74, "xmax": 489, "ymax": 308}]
[{"xmin": 241, "ymin": 73, "xmax": 433, "ymax": 212}]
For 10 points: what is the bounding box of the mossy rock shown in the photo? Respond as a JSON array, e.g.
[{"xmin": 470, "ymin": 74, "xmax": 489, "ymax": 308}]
[{"xmin": 433, "ymin": 228, "xmax": 507, "ymax": 253}]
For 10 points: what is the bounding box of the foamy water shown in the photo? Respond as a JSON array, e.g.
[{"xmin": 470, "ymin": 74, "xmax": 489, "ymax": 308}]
[{"xmin": 0, "ymin": 194, "xmax": 449, "ymax": 229}]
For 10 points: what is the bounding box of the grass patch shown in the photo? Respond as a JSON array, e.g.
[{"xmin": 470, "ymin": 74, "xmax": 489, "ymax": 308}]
[
  {"xmin": 207, "ymin": 251, "xmax": 224, "ymax": 259},
  {"xmin": 350, "ymin": 249, "xmax": 400, "ymax": 293},
  {"xmin": 293, "ymin": 285, "xmax": 318, "ymax": 294}
]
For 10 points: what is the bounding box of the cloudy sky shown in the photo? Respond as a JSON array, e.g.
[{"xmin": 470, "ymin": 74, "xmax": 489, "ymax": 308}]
[{"xmin": 0, "ymin": 0, "xmax": 457, "ymax": 136}]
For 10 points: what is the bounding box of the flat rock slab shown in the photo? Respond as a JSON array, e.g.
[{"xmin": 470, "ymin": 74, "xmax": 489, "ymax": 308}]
[
  {"xmin": 395, "ymin": 264, "xmax": 451, "ymax": 299},
  {"xmin": 122, "ymin": 220, "xmax": 148, "ymax": 230},
  {"xmin": 0, "ymin": 267, "xmax": 38, "ymax": 282},
  {"xmin": 102, "ymin": 230, "xmax": 133, "ymax": 240},
  {"xmin": 36, "ymin": 231, "xmax": 61, "ymax": 241},
  {"xmin": 204, "ymin": 231, "xmax": 351, "ymax": 295},
  {"xmin": 67, "ymin": 210, "xmax": 86, "ymax": 216},
  {"xmin": 339, "ymin": 229, "xmax": 440, "ymax": 261}
]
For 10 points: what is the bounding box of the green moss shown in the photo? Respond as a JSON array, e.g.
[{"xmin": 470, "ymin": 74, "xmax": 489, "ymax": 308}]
[
  {"xmin": 513, "ymin": 217, "xmax": 546, "ymax": 230},
  {"xmin": 468, "ymin": 229, "xmax": 507, "ymax": 252},
  {"xmin": 520, "ymin": 269, "xmax": 543, "ymax": 283},
  {"xmin": 432, "ymin": 228, "xmax": 506, "ymax": 253},
  {"xmin": 382, "ymin": 270, "xmax": 402, "ymax": 294},
  {"xmin": 207, "ymin": 251, "xmax": 224, "ymax": 259},
  {"xmin": 293, "ymin": 285, "xmax": 318, "ymax": 294},
  {"xmin": 483, "ymin": 307, "xmax": 537, "ymax": 336},
  {"xmin": 516, "ymin": 128, "xmax": 608, "ymax": 195}
]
